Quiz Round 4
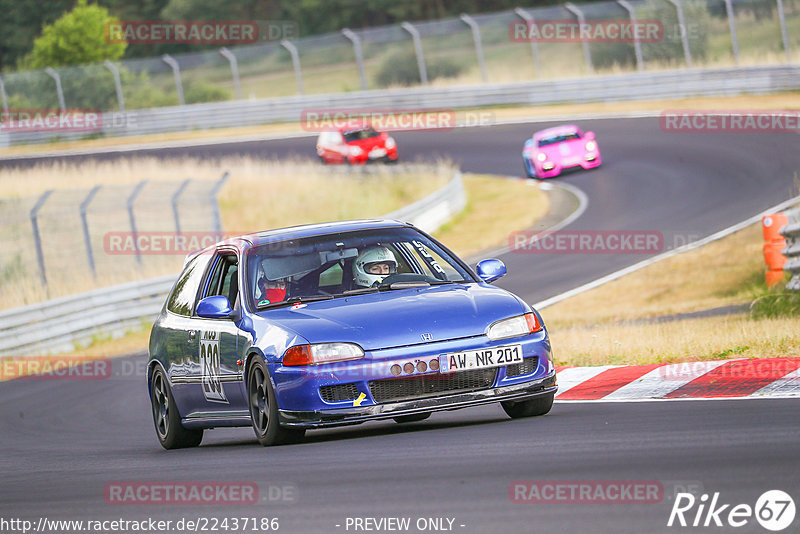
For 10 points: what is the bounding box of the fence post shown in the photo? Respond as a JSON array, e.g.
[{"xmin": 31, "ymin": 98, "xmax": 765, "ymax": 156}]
[
  {"xmin": 514, "ymin": 8, "xmax": 542, "ymax": 78},
  {"xmin": 723, "ymin": 0, "xmax": 740, "ymax": 65},
  {"xmin": 564, "ymin": 3, "xmax": 594, "ymax": 74},
  {"xmin": 80, "ymin": 185, "xmax": 101, "ymax": 277},
  {"xmin": 342, "ymin": 29, "xmax": 368, "ymax": 91},
  {"xmin": 401, "ymin": 22, "xmax": 429, "ymax": 85},
  {"xmin": 31, "ymin": 190, "xmax": 54, "ymax": 285},
  {"xmin": 161, "ymin": 54, "xmax": 185, "ymax": 106},
  {"xmin": 776, "ymin": 0, "xmax": 791, "ymax": 63},
  {"xmin": 0, "ymin": 75, "xmax": 8, "ymax": 113},
  {"xmin": 127, "ymin": 181, "xmax": 147, "ymax": 264},
  {"xmin": 103, "ymin": 60, "xmax": 125, "ymax": 112},
  {"xmin": 617, "ymin": 0, "xmax": 644, "ymax": 71},
  {"xmin": 667, "ymin": 0, "xmax": 693, "ymax": 68},
  {"xmin": 172, "ymin": 179, "xmax": 191, "ymax": 235},
  {"xmin": 44, "ymin": 68, "xmax": 66, "ymax": 111},
  {"xmin": 210, "ymin": 172, "xmax": 231, "ymax": 233},
  {"xmin": 219, "ymin": 48, "xmax": 243, "ymax": 100},
  {"xmin": 460, "ymin": 14, "xmax": 488, "ymax": 83},
  {"xmin": 280, "ymin": 40, "xmax": 304, "ymax": 95}
]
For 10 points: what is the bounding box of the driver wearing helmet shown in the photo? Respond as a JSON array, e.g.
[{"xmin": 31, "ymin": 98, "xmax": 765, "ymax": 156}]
[
  {"xmin": 353, "ymin": 246, "xmax": 398, "ymax": 288},
  {"xmin": 256, "ymin": 276, "xmax": 288, "ymax": 305}
]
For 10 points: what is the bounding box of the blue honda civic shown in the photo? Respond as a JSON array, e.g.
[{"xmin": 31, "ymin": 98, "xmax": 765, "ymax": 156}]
[{"xmin": 147, "ymin": 219, "xmax": 557, "ymax": 448}]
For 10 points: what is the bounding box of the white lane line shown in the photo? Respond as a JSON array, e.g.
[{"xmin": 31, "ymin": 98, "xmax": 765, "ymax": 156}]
[
  {"xmin": 750, "ymin": 367, "xmax": 800, "ymax": 398},
  {"xmin": 555, "ymin": 365, "xmax": 620, "ymax": 396},
  {"xmin": 603, "ymin": 360, "xmax": 731, "ymax": 400}
]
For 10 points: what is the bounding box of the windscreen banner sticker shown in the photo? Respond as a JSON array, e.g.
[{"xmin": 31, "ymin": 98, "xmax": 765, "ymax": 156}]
[
  {"xmin": 412, "ymin": 240, "xmax": 447, "ymax": 279},
  {"xmin": 200, "ymin": 331, "xmax": 228, "ymax": 403}
]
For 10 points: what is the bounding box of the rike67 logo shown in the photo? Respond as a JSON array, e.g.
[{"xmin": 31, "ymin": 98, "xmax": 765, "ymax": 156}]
[{"xmin": 668, "ymin": 490, "xmax": 795, "ymax": 531}]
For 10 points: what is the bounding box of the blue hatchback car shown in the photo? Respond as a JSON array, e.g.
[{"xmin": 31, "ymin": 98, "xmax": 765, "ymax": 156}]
[{"xmin": 147, "ymin": 219, "xmax": 557, "ymax": 448}]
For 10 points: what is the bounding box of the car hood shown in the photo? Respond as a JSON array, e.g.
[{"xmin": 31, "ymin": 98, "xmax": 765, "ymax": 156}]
[
  {"xmin": 261, "ymin": 283, "xmax": 527, "ymax": 351},
  {"xmin": 538, "ymin": 139, "xmax": 585, "ymax": 159}
]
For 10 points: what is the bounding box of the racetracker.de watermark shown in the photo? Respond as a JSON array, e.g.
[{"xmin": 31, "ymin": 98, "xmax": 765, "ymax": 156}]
[
  {"xmin": 510, "ymin": 230, "xmax": 663, "ymax": 254},
  {"xmin": 510, "ymin": 481, "xmax": 663, "ymax": 503},
  {"xmin": 509, "ymin": 20, "xmax": 664, "ymax": 43},
  {"xmin": 301, "ymin": 109, "xmax": 494, "ymax": 132},
  {"xmin": 1, "ymin": 357, "xmax": 111, "ymax": 380},
  {"xmin": 0, "ymin": 109, "xmax": 102, "ymax": 133},
  {"xmin": 104, "ymin": 20, "xmax": 297, "ymax": 44},
  {"xmin": 104, "ymin": 481, "xmax": 297, "ymax": 505},
  {"xmin": 660, "ymin": 110, "xmax": 800, "ymax": 133}
]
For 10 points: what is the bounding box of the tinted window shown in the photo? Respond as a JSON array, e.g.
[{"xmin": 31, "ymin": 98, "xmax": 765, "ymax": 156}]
[
  {"xmin": 343, "ymin": 127, "xmax": 379, "ymax": 142},
  {"xmin": 205, "ymin": 254, "xmax": 239, "ymax": 305},
  {"xmin": 246, "ymin": 227, "xmax": 474, "ymax": 309},
  {"xmin": 166, "ymin": 253, "xmax": 211, "ymax": 316},
  {"xmin": 538, "ymin": 132, "xmax": 581, "ymax": 146}
]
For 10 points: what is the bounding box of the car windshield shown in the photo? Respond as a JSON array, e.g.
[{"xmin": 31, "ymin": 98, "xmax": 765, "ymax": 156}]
[
  {"xmin": 246, "ymin": 227, "xmax": 474, "ymax": 309},
  {"xmin": 343, "ymin": 127, "xmax": 379, "ymax": 142},
  {"xmin": 538, "ymin": 132, "xmax": 581, "ymax": 146}
]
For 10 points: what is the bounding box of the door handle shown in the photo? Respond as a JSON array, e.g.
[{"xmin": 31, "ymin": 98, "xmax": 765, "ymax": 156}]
[{"xmin": 188, "ymin": 330, "xmax": 197, "ymax": 343}]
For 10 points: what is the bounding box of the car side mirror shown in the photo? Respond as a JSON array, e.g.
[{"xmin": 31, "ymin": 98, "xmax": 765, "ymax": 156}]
[
  {"xmin": 196, "ymin": 295, "xmax": 237, "ymax": 320},
  {"xmin": 476, "ymin": 259, "xmax": 507, "ymax": 283},
  {"xmin": 584, "ymin": 131, "xmax": 595, "ymax": 140}
]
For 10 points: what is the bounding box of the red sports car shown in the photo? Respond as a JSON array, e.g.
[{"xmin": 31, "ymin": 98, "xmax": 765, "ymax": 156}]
[{"xmin": 316, "ymin": 123, "xmax": 398, "ymax": 165}]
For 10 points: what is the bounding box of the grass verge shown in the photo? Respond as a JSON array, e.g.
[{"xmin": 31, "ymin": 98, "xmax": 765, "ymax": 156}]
[{"xmin": 543, "ymin": 220, "xmax": 800, "ymax": 367}]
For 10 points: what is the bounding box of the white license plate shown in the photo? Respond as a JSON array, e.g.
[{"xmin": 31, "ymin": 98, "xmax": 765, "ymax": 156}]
[
  {"xmin": 369, "ymin": 148, "xmax": 387, "ymax": 158},
  {"xmin": 562, "ymin": 157, "xmax": 580, "ymax": 166},
  {"xmin": 439, "ymin": 344, "xmax": 523, "ymax": 373}
]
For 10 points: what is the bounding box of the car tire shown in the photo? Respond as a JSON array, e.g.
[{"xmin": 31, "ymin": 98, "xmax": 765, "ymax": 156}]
[
  {"xmin": 393, "ymin": 412, "xmax": 431, "ymax": 424},
  {"xmin": 150, "ymin": 367, "xmax": 203, "ymax": 449},
  {"xmin": 247, "ymin": 357, "xmax": 306, "ymax": 446},
  {"xmin": 523, "ymin": 159, "xmax": 536, "ymax": 179},
  {"xmin": 501, "ymin": 393, "xmax": 554, "ymax": 419}
]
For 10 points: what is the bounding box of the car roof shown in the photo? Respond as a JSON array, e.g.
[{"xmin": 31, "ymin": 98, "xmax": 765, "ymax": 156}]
[
  {"xmin": 191, "ymin": 219, "xmax": 412, "ymax": 258},
  {"xmin": 533, "ymin": 124, "xmax": 581, "ymax": 140}
]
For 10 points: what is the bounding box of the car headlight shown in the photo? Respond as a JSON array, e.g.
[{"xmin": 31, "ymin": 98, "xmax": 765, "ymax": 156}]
[
  {"xmin": 536, "ymin": 153, "xmax": 547, "ymax": 162},
  {"xmin": 283, "ymin": 343, "xmax": 365, "ymax": 366},
  {"xmin": 585, "ymin": 140, "xmax": 597, "ymax": 151},
  {"xmin": 385, "ymin": 137, "xmax": 396, "ymax": 149},
  {"xmin": 487, "ymin": 313, "xmax": 542, "ymax": 341},
  {"xmin": 349, "ymin": 146, "xmax": 363, "ymax": 156}
]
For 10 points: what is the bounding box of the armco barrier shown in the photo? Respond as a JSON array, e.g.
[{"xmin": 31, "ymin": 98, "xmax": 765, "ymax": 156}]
[
  {"xmin": 2, "ymin": 65, "xmax": 800, "ymax": 145},
  {"xmin": 0, "ymin": 171, "xmax": 465, "ymax": 357},
  {"xmin": 780, "ymin": 207, "xmax": 800, "ymax": 291}
]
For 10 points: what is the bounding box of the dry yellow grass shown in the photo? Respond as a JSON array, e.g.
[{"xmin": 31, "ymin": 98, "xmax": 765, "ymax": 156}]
[
  {"xmin": 542, "ymin": 223, "xmax": 766, "ymax": 328},
  {"xmin": 434, "ymin": 175, "xmax": 548, "ymax": 259},
  {"xmin": 542, "ymin": 218, "xmax": 800, "ymax": 367},
  {"xmin": 0, "ymin": 158, "xmax": 452, "ymax": 310},
  {"xmin": 1, "ymin": 93, "xmax": 797, "ymax": 156},
  {"xmin": 551, "ymin": 315, "xmax": 800, "ymax": 368}
]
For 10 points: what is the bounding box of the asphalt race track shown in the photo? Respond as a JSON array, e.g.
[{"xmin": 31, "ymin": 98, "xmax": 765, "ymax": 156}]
[{"xmin": 2, "ymin": 118, "xmax": 800, "ymax": 533}]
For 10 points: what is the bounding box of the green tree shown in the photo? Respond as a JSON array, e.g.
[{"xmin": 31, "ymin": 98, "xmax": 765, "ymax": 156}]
[{"xmin": 23, "ymin": 0, "xmax": 126, "ymax": 69}]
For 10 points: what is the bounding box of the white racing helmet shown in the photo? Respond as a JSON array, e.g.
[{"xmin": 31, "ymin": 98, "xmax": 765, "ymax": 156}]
[{"xmin": 353, "ymin": 246, "xmax": 398, "ymax": 287}]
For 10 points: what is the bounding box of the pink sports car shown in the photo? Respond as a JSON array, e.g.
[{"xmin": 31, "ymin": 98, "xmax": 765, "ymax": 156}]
[{"xmin": 522, "ymin": 125, "xmax": 602, "ymax": 179}]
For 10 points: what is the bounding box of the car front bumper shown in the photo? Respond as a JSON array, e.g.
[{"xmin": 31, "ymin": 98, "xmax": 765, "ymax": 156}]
[{"xmin": 278, "ymin": 372, "xmax": 557, "ymax": 428}]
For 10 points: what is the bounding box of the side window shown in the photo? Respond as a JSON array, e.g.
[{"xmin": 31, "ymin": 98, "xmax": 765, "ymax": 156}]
[
  {"xmin": 205, "ymin": 254, "xmax": 239, "ymax": 305},
  {"xmin": 167, "ymin": 253, "xmax": 211, "ymax": 316}
]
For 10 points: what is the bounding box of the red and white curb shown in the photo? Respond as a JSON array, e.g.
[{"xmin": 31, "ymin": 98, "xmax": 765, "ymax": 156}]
[{"xmin": 553, "ymin": 357, "xmax": 800, "ymax": 401}]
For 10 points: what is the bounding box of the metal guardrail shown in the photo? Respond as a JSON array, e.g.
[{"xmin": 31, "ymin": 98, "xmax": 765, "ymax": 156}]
[
  {"xmin": 0, "ymin": 171, "xmax": 466, "ymax": 357},
  {"xmin": 780, "ymin": 206, "xmax": 800, "ymax": 291},
  {"xmin": 1, "ymin": 64, "xmax": 798, "ymax": 146}
]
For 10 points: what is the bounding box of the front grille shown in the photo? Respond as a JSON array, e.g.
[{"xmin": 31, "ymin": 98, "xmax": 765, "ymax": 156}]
[
  {"xmin": 506, "ymin": 357, "xmax": 538, "ymax": 377},
  {"xmin": 319, "ymin": 383, "xmax": 360, "ymax": 403},
  {"xmin": 369, "ymin": 368, "xmax": 497, "ymax": 403}
]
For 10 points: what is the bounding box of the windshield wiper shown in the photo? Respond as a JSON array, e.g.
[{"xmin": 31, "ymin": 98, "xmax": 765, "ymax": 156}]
[{"xmin": 258, "ymin": 295, "xmax": 334, "ymax": 310}]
